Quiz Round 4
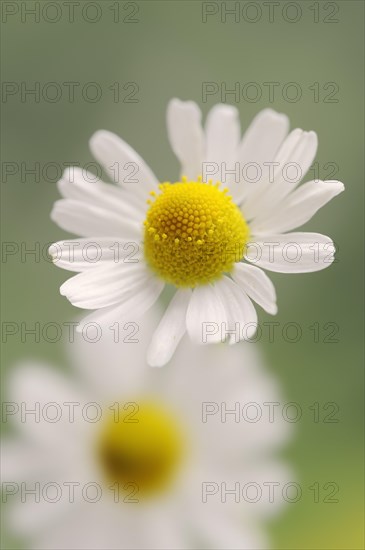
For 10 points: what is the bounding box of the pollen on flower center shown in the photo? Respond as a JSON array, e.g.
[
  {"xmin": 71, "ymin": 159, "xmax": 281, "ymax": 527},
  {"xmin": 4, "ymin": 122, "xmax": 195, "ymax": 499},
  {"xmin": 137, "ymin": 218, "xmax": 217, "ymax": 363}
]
[
  {"xmin": 98, "ymin": 402, "xmax": 184, "ymax": 499},
  {"xmin": 143, "ymin": 178, "xmax": 250, "ymax": 287}
]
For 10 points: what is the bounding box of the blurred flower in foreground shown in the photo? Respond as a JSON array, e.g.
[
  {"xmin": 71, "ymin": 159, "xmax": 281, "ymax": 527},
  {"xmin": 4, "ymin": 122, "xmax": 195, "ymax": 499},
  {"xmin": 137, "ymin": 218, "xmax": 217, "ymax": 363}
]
[
  {"xmin": 2, "ymin": 307, "xmax": 292, "ymax": 550},
  {"xmin": 50, "ymin": 100, "xmax": 344, "ymax": 366}
]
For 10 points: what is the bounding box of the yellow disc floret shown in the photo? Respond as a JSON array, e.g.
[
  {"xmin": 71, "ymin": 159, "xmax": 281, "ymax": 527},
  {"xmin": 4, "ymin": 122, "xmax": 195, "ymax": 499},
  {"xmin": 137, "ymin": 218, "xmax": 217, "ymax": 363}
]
[
  {"xmin": 144, "ymin": 178, "xmax": 250, "ymax": 287},
  {"xmin": 98, "ymin": 402, "xmax": 184, "ymax": 499}
]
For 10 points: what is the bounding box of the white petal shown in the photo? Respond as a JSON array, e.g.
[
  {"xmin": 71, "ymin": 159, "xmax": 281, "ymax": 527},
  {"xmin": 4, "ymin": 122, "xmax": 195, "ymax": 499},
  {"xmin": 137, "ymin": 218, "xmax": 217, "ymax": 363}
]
[
  {"xmin": 51, "ymin": 199, "xmax": 140, "ymax": 239},
  {"xmin": 5, "ymin": 363, "xmax": 85, "ymax": 448},
  {"xmin": 60, "ymin": 262, "xmax": 148, "ymax": 310},
  {"xmin": 246, "ymin": 232, "xmax": 336, "ymax": 273},
  {"xmin": 167, "ymin": 98, "xmax": 204, "ymax": 179},
  {"xmin": 186, "ymin": 284, "xmax": 227, "ymax": 344},
  {"xmin": 241, "ymin": 128, "xmax": 302, "ymax": 217},
  {"xmin": 49, "ymin": 238, "xmax": 141, "ymax": 272},
  {"xmin": 250, "ymin": 179, "xmax": 344, "ymax": 234},
  {"xmin": 204, "ymin": 104, "xmax": 241, "ymax": 164},
  {"xmin": 147, "ymin": 289, "xmax": 191, "ymax": 367},
  {"xmin": 243, "ymin": 129, "xmax": 318, "ymax": 221},
  {"xmin": 137, "ymin": 505, "xmax": 188, "ymax": 550},
  {"xmin": 76, "ymin": 273, "xmax": 164, "ymax": 330},
  {"xmin": 238, "ymin": 108, "xmax": 289, "ymax": 163},
  {"xmin": 214, "ymin": 276, "xmax": 258, "ymax": 342},
  {"xmin": 58, "ymin": 167, "xmax": 144, "ymax": 219},
  {"xmin": 1, "ymin": 441, "xmax": 44, "ymax": 481},
  {"xmin": 71, "ymin": 305, "xmax": 161, "ymax": 399},
  {"xmin": 232, "ymin": 262, "xmax": 277, "ymax": 314},
  {"xmin": 232, "ymin": 108, "xmax": 289, "ymax": 204},
  {"xmin": 270, "ymin": 129, "xmax": 318, "ymax": 201},
  {"xmin": 7, "ymin": 497, "xmax": 78, "ymax": 540},
  {"xmin": 31, "ymin": 504, "xmax": 100, "ymax": 549},
  {"xmin": 89, "ymin": 130, "xmax": 159, "ymax": 201},
  {"xmin": 197, "ymin": 508, "xmax": 268, "ymax": 550},
  {"xmin": 236, "ymin": 460, "xmax": 295, "ymax": 520}
]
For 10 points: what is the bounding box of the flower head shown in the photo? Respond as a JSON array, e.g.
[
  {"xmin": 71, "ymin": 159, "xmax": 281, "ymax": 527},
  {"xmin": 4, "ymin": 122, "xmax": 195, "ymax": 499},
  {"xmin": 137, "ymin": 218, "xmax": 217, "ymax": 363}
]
[
  {"xmin": 50, "ymin": 100, "xmax": 344, "ymax": 366},
  {"xmin": 144, "ymin": 178, "xmax": 250, "ymax": 287},
  {"xmin": 2, "ymin": 307, "xmax": 292, "ymax": 549}
]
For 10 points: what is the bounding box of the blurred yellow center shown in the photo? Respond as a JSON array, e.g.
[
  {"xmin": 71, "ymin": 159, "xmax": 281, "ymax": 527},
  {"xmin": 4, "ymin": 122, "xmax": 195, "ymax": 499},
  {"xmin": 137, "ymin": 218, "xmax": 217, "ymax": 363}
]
[
  {"xmin": 98, "ymin": 402, "xmax": 183, "ymax": 499},
  {"xmin": 144, "ymin": 179, "xmax": 250, "ymax": 287}
]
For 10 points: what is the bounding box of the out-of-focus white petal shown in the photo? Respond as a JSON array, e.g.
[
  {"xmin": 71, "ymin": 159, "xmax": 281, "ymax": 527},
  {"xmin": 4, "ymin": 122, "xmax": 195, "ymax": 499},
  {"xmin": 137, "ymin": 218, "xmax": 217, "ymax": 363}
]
[
  {"xmin": 204, "ymin": 104, "xmax": 241, "ymax": 164},
  {"xmin": 167, "ymin": 98, "xmax": 204, "ymax": 180},
  {"xmin": 5, "ymin": 364, "xmax": 86, "ymax": 448}
]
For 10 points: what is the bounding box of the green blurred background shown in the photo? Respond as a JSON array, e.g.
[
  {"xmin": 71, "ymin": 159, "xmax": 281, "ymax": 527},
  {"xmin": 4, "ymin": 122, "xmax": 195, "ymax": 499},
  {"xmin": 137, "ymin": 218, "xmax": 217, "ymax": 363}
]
[{"xmin": 1, "ymin": 1, "xmax": 364, "ymax": 548}]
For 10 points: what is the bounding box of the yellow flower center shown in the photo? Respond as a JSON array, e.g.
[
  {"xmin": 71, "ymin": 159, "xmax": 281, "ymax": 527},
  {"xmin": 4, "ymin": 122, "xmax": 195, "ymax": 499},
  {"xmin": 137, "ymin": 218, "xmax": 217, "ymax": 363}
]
[
  {"xmin": 143, "ymin": 178, "xmax": 250, "ymax": 287},
  {"xmin": 98, "ymin": 402, "xmax": 184, "ymax": 499}
]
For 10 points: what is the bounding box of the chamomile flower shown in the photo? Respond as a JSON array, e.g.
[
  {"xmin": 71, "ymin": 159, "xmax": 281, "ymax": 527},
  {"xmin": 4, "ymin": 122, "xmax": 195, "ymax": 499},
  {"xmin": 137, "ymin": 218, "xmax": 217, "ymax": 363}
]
[
  {"xmin": 50, "ymin": 100, "xmax": 344, "ymax": 366},
  {"xmin": 2, "ymin": 307, "xmax": 292, "ymax": 550}
]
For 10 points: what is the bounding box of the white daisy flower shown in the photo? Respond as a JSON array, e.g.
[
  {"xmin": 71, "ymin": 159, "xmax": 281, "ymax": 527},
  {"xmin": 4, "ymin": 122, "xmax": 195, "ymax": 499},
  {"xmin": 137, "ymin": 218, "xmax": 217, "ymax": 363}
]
[
  {"xmin": 50, "ymin": 100, "xmax": 344, "ymax": 366},
  {"xmin": 2, "ymin": 308, "xmax": 292, "ymax": 550}
]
